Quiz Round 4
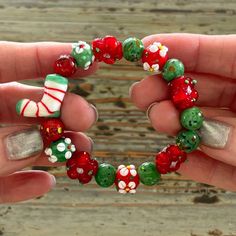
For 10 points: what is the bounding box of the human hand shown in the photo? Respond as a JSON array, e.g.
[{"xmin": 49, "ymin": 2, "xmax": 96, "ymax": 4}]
[
  {"xmin": 130, "ymin": 33, "xmax": 236, "ymax": 191},
  {"xmin": 0, "ymin": 42, "xmax": 98, "ymax": 203}
]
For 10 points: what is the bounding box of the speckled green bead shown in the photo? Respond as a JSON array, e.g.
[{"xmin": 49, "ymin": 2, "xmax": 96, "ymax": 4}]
[
  {"xmin": 95, "ymin": 163, "xmax": 116, "ymax": 187},
  {"xmin": 180, "ymin": 107, "xmax": 204, "ymax": 130},
  {"xmin": 123, "ymin": 37, "xmax": 144, "ymax": 62},
  {"xmin": 176, "ymin": 130, "xmax": 200, "ymax": 153},
  {"xmin": 162, "ymin": 59, "xmax": 185, "ymax": 82},
  {"xmin": 138, "ymin": 162, "xmax": 161, "ymax": 186},
  {"xmin": 71, "ymin": 41, "xmax": 94, "ymax": 70}
]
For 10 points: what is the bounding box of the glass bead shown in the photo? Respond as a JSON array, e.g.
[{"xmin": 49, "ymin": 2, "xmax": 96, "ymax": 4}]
[
  {"xmin": 115, "ymin": 165, "xmax": 139, "ymax": 194},
  {"xmin": 66, "ymin": 151, "xmax": 98, "ymax": 184},
  {"xmin": 169, "ymin": 76, "xmax": 198, "ymax": 110},
  {"xmin": 123, "ymin": 37, "xmax": 144, "ymax": 62},
  {"xmin": 45, "ymin": 137, "xmax": 76, "ymax": 163},
  {"xmin": 40, "ymin": 118, "xmax": 64, "ymax": 144},
  {"xmin": 54, "ymin": 55, "xmax": 77, "ymax": 77},
  {"xmin": 95, "ymin": 163, "xmax": 116, "ymax": 187},
  {"xmin": 71, "ymin": 41, "xmax": 94, "ymax": 70},
  {"xmin": 166, "ymin": 144, "xmax": 187, "ymax": 163},
  {"xmin": 176, "ymin": 130, "xmax": 201, "ymax": 153},
  {"xmin": 138, "ymin": 162, "xmax": 161, "ymax": 186},
  {"xmin": 180, "ymin": 107, "xmax": 204, "ymax": 130},
  {"xmin": 92, "ymin": 36, "xmax": 123, "ymax": 64},
  {"xmin": 142, "ymin": 42, "xmax": 168, "ymax": 73},
  {"xmin": 162, "ymin": 59, "xmax": 184, "ymax": 82}
]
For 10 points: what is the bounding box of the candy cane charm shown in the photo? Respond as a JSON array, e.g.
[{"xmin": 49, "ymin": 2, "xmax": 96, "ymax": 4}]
[{"xmin": 16, "ymin": 74, "xmax": 68, "ymax": 117}]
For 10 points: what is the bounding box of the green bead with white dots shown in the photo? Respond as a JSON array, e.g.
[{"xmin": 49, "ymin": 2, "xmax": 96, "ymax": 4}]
[
  {"xmin": 180, "ymin": 107, "xmax": 204, "ymax": 130},
  {"xmin": 95, "ymin": 163, "xmax": 116, "ymax": 187},
  {"xmin": 138, "ymin": 162, "xmax": 161, "ymax": 186},
  {"xmin": 162, "ymin": 59, "xmax": 184, "ymax": 82},
  {"xmin": 176, "ymin": 130, "xmax": 200, "ymax": 153},
  {"xmin": 45, "ymin": 137, "xmax": 76, "ymax": 163},
  {"xmin": 71, "ymin": 41, "xmax": 94, "ymax": 70}
]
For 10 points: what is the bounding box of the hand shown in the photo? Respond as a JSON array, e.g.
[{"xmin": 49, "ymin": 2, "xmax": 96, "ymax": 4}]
[
  {"xmin": 0, "ymin": 42, "xmax": 98, "ymax": 203},
  {"xmin": 130, "ymin": 33, "xmax": 236, "ymax": 191}
]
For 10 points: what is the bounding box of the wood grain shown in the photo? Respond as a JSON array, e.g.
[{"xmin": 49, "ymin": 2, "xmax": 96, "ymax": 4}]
[{"xmin": 0, "ymin": 0, "xmax": 236, "ymax": 235}]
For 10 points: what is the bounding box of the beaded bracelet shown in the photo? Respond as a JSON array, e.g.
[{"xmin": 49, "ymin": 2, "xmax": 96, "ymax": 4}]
[{"xmin": 16, "ymin": 36, "xmax": 203, "ymax": 194}]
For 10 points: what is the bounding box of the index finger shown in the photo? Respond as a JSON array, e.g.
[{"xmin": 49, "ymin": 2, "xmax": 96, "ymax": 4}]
[
  {"xmin": 0, "ymin": 42, "xmax": 98, "ymax": 83},
  {"xmin": 143, "ymin": 33, "xmax": 236, "ymax": 79}
]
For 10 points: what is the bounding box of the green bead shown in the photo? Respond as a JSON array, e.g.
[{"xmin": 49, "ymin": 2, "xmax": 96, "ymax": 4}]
[
  {"xmin": 71, "ymin": 41, "xmax": 94, "ymax": 70},
  {"xmin": 138, "ymin": 162, "xmax": 161, "ymax": 186},
  {"xmin": 176, "ymin": 130, "xmax": 201, "ymax": 153},
  {"xmin": 180, "ymin": 107, "xmax": 204, "ymax": 130},
  {"xmin": 162, "ymin": 59, "xmax": 184, "ymax": 82},
  {"xmin": 45, "ymin": 137, "xmax": 76, "ymax": 163},
  {"xmin": 123, "ymin": 37, "xmax": 144, "ymax": 62},
  {"xmin": 95, "ymin": 163, "xmax": 116, "ymax": 187}
]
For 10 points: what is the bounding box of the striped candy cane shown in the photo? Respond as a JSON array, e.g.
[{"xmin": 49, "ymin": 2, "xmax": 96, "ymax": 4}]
[{"xmin": 16, "ymin": 74, "xmax": 68, "ymax": 117}]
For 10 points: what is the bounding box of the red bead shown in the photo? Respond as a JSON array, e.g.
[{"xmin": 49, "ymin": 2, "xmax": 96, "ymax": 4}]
[
  {"xmin": 169, "ymin": 76, "xmax": 198, "ymax": 110},
  {"xmin": 166, "ymin": 145, "xmax": 187, "ymax": 163},
  {"xmin": 66, "ymin": 151, "xmax": 98, "ymax": 184},
  {"xmin": 142, "ymin": 42, "xmax": 168, "ymax": 73},
  {"xmin": 155, "ymin": 145, "xmax": 187, "ymax": 174},
  {"xmin": 92, "ymin": 35, "xmax": 123, "ymax": 64},
  {"xmin": 40, "ymin": 119, "xmax": 64, "ymax": 145},
  {"xmin": 115, "ymin": 165, "xmax": 139, "ymax": 194},
  {"xmin": 54, "ymin": 55, "xmax": 77, "ymax": 77},
  {"xmin": 155, "ymin": 152, "xmax": 171, "ymax": 174}
]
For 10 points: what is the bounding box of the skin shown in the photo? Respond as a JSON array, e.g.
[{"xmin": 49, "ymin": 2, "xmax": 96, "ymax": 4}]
[
  {"xmin": 0, "ymin": 42, "xmax": 98, "ymax": 203},
  {"xmin": 130, "ymin": 33, "xmax": 236, "ymax": 191}
]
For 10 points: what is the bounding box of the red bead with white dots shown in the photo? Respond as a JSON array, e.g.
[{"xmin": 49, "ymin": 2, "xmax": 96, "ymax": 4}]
[
  {"xmin": 66, "ymin": 151, "xmax": 98, "ymax": 184},
  {"xmin": 156, "ymin": 145, "xmax": 187, "ymax": 174},
  {"xmin": 115, "ymin": 165, "xmax": 139, "ymax": 194},
  {"xmin": 169, "ymin": 76, "xmax": 198, "ymax": 110},
  {"xmin": 92, "ymin": 36, "xmax": 123, "ymax": 64},
  {"xmin": 142, "ymin": 42, "xmax": 168, "ymax": 73}
]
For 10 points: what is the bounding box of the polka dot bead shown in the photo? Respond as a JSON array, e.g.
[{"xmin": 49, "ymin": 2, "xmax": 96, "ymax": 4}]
[
  {"xmin": 45, "ymin": 137, "xmax": 76, "ymax": 163},
  {"xmin": 71, "ymin": 41, "xmax": 95, "ymax": 70}
]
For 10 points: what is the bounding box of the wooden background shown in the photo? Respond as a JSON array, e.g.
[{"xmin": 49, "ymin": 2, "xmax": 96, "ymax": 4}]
[{"xmin": 0, "ymin": 0, "xmax": 236, "ymax": 235}]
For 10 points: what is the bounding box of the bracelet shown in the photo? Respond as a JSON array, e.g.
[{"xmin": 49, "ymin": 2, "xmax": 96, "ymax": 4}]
[{"xmin": 16, "ymin": 36, "xmax": 203, "ymax": 194}]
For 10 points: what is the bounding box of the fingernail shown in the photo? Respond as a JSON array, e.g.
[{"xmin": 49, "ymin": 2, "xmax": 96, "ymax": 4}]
[
  {"xmin": 88, "ymin": 137, "xmax": 94, "ymax": 152},
  {"xmin": 50, "ymin": 174, "xmax": 56, "ymax": 188},
  {"xmin": 199, "ymin": 119, "xmax": 232, "ymax": 148},
  {"xmin": 90, "ymin": 104, "xmax": 98, "ymax": 123},
  {"xmin": 5, "ymin": 128, "xmax": 43, "ymax": 160},
  {"xmin": 146, "ymin": 102, "xmax": 159, "ymax": 120}
]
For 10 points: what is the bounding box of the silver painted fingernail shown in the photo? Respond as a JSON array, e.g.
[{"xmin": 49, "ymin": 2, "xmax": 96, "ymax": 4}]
[
  {"xmin": 5, "ymin": 128, "xmax": 43, "ymax": 160},
  {"xmin": 199, "ymin": 119, "xmax": 232, "ymax": 149}
]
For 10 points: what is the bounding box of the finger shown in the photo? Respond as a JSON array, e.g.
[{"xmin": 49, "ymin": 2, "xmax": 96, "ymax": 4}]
[
  {"xmin": 178, "ymin": 151, "xmax": 236, "ymax": 192},
  {"xmin": 0, "ymin": 82, "xmax": 98, "ymax": 132},
  {"xmin": 0, "ymin": 126, "xmax": 93, "ymax": 176},
  {"xmin": 0, "ymin": 170, "xmax": 56, "ymax": 203},
  {"xmin": 130, "ymin": 73, "xmax": 236, "ymax": 111},
  {"xmin": 143, "ymin": 33, "xmax": 236, "ymax": 79},
  {"xmin": 0, "ymin": 41, "xmax": 98, "ymax": 83},
  {"xmin": 148, "ymin": 101, "xmax": 236, "ymax": 167}
]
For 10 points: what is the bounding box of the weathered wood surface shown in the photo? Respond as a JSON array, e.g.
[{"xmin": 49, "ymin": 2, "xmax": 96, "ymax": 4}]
[{"xmin": 0, "ymin": 0, "xmax": 236, "ymax": 235}]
